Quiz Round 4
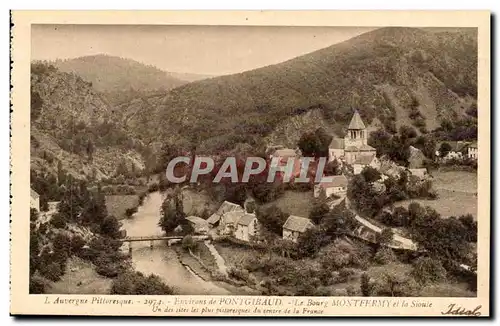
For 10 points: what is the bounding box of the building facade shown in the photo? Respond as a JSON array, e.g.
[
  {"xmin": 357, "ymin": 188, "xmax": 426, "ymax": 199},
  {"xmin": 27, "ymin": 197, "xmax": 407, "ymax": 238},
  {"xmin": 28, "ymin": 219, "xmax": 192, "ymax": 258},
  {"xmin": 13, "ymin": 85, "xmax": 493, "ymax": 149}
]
[{"xmin": 328, "ymin": 110, "xmax": 377, "ymax": 164}]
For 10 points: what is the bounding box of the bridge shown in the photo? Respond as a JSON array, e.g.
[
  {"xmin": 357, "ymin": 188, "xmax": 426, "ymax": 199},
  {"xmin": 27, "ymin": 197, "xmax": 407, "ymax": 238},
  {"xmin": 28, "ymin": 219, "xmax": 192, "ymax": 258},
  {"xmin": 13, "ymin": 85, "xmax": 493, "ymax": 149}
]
[{"xmin": 119, "ymin": 235, "xmax": 209, "ymax": 253}]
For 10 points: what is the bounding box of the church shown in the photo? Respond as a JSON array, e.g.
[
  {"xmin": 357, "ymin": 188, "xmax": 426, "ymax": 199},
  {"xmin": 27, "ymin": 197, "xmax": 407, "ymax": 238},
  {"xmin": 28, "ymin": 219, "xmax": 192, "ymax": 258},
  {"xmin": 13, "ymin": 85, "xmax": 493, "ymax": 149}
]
[{"xmin": 328, "ymin": 110, "xmax": 377, "ymax": 165}]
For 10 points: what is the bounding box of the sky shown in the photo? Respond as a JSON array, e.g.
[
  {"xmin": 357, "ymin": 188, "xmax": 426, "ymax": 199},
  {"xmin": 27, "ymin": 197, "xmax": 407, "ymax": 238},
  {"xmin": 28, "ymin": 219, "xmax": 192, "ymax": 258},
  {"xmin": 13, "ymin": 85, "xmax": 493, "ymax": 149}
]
[{"xmin": 31, "ymin": 25, "xmax": 374, "ymax": 76}]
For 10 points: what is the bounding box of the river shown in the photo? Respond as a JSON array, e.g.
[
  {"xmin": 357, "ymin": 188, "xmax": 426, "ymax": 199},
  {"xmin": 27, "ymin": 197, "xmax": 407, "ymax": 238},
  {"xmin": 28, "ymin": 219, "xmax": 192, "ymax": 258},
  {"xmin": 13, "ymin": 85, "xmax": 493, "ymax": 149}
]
[{"xmin": 120, "ymin": 191, "xmax": 231, "ymax": 295}]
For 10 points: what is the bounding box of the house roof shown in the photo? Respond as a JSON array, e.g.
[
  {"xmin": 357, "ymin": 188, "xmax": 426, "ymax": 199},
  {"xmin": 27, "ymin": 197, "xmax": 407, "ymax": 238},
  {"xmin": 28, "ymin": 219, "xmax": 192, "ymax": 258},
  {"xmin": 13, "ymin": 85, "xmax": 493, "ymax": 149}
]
[
  {"xmin": 30, "ymin": 189, "xmax": 39, "ymax": 199},
  {"xmin": 283, "ymin": 215, "xmax": 314, "ymax": 233},
  {"xmin": 222, "ymin": 210, "xmax": 246, "ymax": 225},
  {"xmin": 359, "ymin": 144, "xmax": 376, "ymax": 151},
  {"xmin": 354, "ymin": 154, "xmax": 376, "ymax": 165},
  {"xmin": 206, "ymin": 201, "xmax": 243, "ymax": 224},
  {"xmin": 348, "ymin": 110, "xmax": 366, "ymax": 130},
  {"xmin": 318, "ymin": 175, "xmax": 348, "ymax": 189},
  {"xmin": 469, "ymin": 142, "xmax": 478, "ymax": 149},
  {"xmin": 237, "ymin": 213, "xmax": 257, "ymax": 226},
  {"xmin": 186, "ymin": 216, "xmax": 209, "ymax": 226},
  {"xmin": 272, "ymin": 148, "xmax": 297, "ymax": 158},
  {"xmin": 329, "ymin": 138, "xmax": 345, "ymax": 149}
]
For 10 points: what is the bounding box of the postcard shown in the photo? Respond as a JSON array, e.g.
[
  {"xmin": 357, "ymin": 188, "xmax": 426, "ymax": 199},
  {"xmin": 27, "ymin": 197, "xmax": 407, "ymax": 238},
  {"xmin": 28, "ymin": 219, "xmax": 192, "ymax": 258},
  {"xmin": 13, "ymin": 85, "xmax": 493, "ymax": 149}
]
[{"xmin": 10, "ymin": 10, "xmax": 490, "ymax": 316}]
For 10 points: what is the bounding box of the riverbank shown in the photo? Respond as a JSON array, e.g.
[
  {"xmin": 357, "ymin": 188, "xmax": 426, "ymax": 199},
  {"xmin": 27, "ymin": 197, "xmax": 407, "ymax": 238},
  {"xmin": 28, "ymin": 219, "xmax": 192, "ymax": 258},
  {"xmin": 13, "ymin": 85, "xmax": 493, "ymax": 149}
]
[{"xmin": 173, "ymin": 242, "xmax": 261, "ymax": 295}]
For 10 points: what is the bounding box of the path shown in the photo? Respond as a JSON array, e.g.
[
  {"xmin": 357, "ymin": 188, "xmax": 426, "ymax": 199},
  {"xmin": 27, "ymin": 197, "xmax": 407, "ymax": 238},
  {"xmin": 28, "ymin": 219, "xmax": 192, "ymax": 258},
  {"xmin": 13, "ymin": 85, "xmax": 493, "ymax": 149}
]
[{"xmin": 204, "ymin": 240, "xmax": 228, "ymax": 276}]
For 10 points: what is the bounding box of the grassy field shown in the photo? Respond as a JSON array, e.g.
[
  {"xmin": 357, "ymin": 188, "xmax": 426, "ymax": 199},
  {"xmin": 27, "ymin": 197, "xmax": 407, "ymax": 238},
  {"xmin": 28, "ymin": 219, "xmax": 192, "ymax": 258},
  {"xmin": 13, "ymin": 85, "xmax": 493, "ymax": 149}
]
[
  {"xmin": 181, "ymin": 188, "xmax": 218, "ymax": 216},
  {"xmin": 45, "ymin": 257, "xmax": 112, "ymax": 294},
  {"xmin": 263, "ymin": 190, "xmax": 314, "ymax": 217},
  {"xmin": 395, "ymin": 170, "xmax": 478, "ymax": 219},
  {"xmin": 105, "ymin": 195, "xmax": 140, "ymax": 220}
]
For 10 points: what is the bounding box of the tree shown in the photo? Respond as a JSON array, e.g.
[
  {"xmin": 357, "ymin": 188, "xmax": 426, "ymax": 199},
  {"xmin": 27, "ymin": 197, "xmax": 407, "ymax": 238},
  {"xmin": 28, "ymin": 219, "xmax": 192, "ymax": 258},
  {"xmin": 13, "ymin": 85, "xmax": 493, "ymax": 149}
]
[
  {"xmin": 438, "ymin": 142, "xmax": 452, "ymax": 158},
  {"xmin": 297, "ymin": 128, "xmax": 331, "ymax": 158},
  {"xmin": 411, "ymin": 257, "xmax": 447, "ymax": 285},
  {"xmin": 376, "ymin": 271, "xmax": 418, "ymax": 297},
  {"xmin": 360, "ymin": 273, "xmax": 374, "ymax": 296},
  {"xmin": 111, "ymin": 272, "xmax": 174, "ymax": 295},
  {"xmin": 100, "ymin": 216, "xmax": 121, "ymax": 238},
  {"xmin": 31, "ymin": 90, "xmax": 43, "ymax": 121},
  {"xmin": 30, "ymin": 208, "xmax": 39, "ymax": 222},
  {"xmin": 309, "ymin": 201, "xmax": 330, "ymax": 225},
  {"xmin": 323, "ymin": 202, "xmax": 357, "ymax": 236},
  {"xmin": 181, "ymin": 235, "xmax": 198, "ymax": 252},
  {"xmin": 255, "ymin": 205, "xmax": 289, "ymax": 235},
  {"xmin": 324, "ymin": 159, "xmax": 340, "ymax": 176},
  {"xmin": 158, "ymin": 187, "xmax": 187, "ymax": 234},
  {"xmin": 296, "ymin": 227, "xmax": 330, "ymax": 258},
  {"xmin": 458, "ymin": 214, "xmax": 477, "ymax": 242},
  {"xmin": 86, "ymin": 138, "xmax": 95, "ymax": 163},
  {"xmin": 376, "ymin": 228, "xmax": 394, "ymax": 247},
  {"xmin": 361, "ymin": 166, "xmax": 381, "ymax": 183},
  {"xmin": 115, "ymin": 160, "xmax": 128, "ymax": 177}
]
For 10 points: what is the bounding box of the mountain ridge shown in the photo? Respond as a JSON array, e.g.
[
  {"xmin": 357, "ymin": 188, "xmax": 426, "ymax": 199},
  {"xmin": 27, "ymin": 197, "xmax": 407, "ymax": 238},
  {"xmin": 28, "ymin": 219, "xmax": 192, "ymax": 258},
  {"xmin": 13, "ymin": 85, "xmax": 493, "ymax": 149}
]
[{"xmin": 120, "ymin": 27, "xmax": 477, "ymax": 154}]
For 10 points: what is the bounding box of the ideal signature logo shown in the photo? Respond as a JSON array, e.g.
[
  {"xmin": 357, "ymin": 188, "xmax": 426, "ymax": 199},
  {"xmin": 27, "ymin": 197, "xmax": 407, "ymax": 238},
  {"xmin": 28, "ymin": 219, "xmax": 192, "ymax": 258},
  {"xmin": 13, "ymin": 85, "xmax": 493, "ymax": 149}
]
[{"xmin": 441, "ymin": 304, "xmax": 482, "ymax": 317}]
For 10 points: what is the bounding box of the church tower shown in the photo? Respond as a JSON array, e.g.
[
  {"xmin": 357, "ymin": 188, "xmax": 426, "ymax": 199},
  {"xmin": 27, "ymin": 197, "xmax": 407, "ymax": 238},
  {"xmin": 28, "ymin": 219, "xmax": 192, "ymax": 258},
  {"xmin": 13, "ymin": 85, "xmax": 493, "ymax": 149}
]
[{"xmin": 344, "ymin": 110, "xmax": 367, "ymax": 148}]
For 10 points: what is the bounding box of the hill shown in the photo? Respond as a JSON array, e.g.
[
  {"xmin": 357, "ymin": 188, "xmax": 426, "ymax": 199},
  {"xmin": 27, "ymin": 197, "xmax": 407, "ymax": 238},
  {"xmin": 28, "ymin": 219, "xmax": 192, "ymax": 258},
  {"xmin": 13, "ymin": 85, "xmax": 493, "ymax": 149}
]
[
  {"xmin": 121, "ymin": 27, "xmax": 477, "ymax": 154},
  {"xmin": 52, "ymin": 55, "xmax": 190, "ymax": 105},
  {"xmin": 30, "ymin": 62, "xmax": 147, "ymax": 181}
]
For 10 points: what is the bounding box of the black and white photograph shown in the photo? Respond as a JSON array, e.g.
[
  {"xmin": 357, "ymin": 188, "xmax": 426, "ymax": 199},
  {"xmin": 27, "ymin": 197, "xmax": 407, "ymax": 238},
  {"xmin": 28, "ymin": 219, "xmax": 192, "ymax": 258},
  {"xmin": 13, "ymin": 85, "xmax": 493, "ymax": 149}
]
[{"xmin": 10, "ymin": 10, "xmax": 490, "ymax": 317}]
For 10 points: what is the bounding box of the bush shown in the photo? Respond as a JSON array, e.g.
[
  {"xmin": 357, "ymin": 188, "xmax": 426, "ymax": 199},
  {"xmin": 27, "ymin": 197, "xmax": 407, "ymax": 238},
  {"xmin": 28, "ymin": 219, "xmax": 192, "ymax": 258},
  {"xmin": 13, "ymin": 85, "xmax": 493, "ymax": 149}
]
[
  {"xmin": 40, "ymin": 261, "xmax": 65, "ymax": 282},
  {"xmin": 50, "ymin": 213, "xmax": 67, "ymax": 229},
  {"xmin": 338, "ymin": 267, "xmax": 358, "ymax": 283},
  {"xmin": 411, "ymin": 257, "xmax": 447, "ymax": 285},
  {"xmin": 373, "ymin": 247, "xmax": 397, "ymax": 265},
  {"xmin": 181, "ymin": 235, "xmax": 198, "ymax": 252},
  {"xmin": 111, "ymin": 272, "xmax": 174, "ymax": 295},
  {"xmin": 29, "ymin": 276, "xmax": 47, "ymax": 294},
  {"xmin": 228, "ymin": 267, "xmax": 251, "ymax": 282}
]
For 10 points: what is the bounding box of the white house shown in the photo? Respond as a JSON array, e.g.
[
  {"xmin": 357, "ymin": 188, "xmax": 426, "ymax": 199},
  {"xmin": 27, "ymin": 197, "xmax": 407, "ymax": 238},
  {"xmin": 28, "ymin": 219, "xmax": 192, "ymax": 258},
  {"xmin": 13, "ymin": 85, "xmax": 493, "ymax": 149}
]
[
  {"xmin": 353, "ymin": 154, "xmax": 380, "ymax": 175},
  {"xmin": 234, "ymin": 213, "xmax": 260, "ymax": 242},
  {"xmin": 206, "ymin": 201, "xmax": 244, "ymax": 227},
  {"xmin": 30, "ymin": 189, "xmax": 40, "ymax": 212},
  {"xmin": 219, "ymin": 210, "xmax": 246, "ymax": 235},
  {"xmin": 314, "ymin": 175, "xmax": 348, "ymax": 198},
  {"xmin": 185, "ymin": 216, "xmax": 210, "ymax": 234},
  {"xmin": 282, "ymin": 215, "xmax": 314, "ymax": 243},
  {"xmin": 468, "ymin": 142, "xmax": 478, "ymax": 160}
]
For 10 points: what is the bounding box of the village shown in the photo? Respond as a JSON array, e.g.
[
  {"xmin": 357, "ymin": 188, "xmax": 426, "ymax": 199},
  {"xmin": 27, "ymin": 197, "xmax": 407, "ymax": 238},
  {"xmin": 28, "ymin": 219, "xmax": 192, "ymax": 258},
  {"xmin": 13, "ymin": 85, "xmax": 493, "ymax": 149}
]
[{"xmin": 131, "ymin": 110, "xmax": 478, "ymax": 251}]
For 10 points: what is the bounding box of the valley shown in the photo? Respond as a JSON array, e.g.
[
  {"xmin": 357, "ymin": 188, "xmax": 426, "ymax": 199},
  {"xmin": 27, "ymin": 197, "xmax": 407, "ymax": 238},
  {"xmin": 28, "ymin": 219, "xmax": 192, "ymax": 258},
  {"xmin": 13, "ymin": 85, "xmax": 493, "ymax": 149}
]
[{"xmin": 29, "ymin": 26, "xmax": 479, "ymax": 298}]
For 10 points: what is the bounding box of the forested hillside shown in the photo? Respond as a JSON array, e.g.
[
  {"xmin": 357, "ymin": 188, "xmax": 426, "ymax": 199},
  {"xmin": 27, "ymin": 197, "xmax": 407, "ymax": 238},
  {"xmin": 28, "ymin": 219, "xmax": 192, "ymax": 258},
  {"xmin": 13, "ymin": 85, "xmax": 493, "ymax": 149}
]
[
  {"xmin": 121, "ymin": 27, "xmax": 477, "ymax": 155},
  {"xmin": 52, "ymin": 55, "xmax": 189, "ymax": 106},
  {"xmin": 30, "ymin": 62, "xmax": 148, "ymax": 183}
]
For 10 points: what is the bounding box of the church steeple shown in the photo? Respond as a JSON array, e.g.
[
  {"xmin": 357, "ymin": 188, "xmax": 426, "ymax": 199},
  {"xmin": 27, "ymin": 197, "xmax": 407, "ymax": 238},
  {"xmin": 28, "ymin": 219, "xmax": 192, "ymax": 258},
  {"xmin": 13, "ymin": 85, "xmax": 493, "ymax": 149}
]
[
  {"xmin": 348, "ymin": 110, "xmax": 366, "ymax": 130},
  {"xmin": 345, "ymin": 110, "xmax": 367, "ymax": 146}
]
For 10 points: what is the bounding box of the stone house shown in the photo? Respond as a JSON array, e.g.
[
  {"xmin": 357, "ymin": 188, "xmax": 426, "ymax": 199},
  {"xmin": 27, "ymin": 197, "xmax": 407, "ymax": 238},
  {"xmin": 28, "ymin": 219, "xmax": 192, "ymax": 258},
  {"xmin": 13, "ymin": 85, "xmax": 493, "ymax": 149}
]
[
  {"xmin": 468, "ymin": 142, "xmax": 478, "ymax": 160},
  {"xmin": 234, "ymin": 213, "xmax": 260, "ymax": 242},
  {"xmin": 219, "ymin": 210, "xmax": 247, "ymax": 235},
  {"xmin": 282, "ymin": 215, "xmax": 314, "ymax": 243},
  {"xmin": 353, "ymin": 154, "xmax": 381, "ymax": 175},
  {"xmin": 206, "ymin": 201, "xmax": 244, "ymax": 227},
  {"xmin": 314, "ymin": 175, "xmax": 348, "ymax": 198},
  {"xmin": 185, "ymin": 216, "xmax": 210, "ymax": 234}
]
